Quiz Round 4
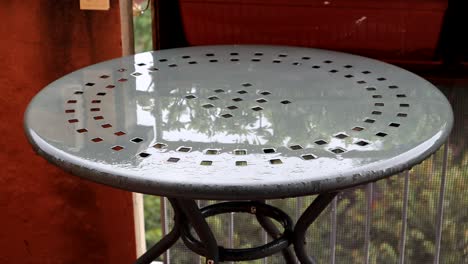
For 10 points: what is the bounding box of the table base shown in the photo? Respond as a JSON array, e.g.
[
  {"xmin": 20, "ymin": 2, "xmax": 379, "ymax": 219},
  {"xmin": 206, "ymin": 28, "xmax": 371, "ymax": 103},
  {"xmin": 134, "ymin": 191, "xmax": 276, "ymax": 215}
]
[{"xmin": 135, "ymin": 192, "xmax": 337, "ymax": 264}]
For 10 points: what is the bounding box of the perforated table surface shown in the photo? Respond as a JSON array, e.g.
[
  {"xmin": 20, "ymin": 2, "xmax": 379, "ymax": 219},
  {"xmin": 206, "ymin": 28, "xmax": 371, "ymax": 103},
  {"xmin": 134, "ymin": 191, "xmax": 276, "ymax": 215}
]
[{"xmin": 24, "ymin": 45, "xmax": 453, "ymax": 200}]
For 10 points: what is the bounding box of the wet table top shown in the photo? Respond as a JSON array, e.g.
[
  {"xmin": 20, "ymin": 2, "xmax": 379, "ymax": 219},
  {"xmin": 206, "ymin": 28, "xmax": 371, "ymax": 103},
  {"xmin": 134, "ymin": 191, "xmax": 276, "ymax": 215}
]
[{"xmin": 24, "ymin": 45, "xmax": 453, "ymax": 200}]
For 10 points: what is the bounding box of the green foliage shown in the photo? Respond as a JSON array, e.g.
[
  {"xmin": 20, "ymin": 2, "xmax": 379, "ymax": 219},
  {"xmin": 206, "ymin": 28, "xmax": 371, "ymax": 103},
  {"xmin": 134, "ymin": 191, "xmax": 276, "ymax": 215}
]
[
  {"xmin": 144, "ymin": 195, "xmax": 162, "ymax": 249},
  {"xmin": 134, "ymin": 10, "xmax": 152, "ymax": 53}
]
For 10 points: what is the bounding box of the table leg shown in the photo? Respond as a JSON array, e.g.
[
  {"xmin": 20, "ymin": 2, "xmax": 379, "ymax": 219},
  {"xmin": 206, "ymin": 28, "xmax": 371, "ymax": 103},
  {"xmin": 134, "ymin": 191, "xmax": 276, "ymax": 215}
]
[
  {"xmin": 293, "ymin": 192, "xmax": 338, "ymax": 264},
  {"xmin": 135, "ymin": 194, "xmax": 336, "ymax": 264},
  {"xmin": 135, "ymin": 198, "xmax": 182, "ymax": 264},
  {"xmin": 177, "ymin": 198, "xmax": 220, "ymax": 264},
  {"xmin": 180, "ymin": 201, "xmax": 292, "ymax": 262},
  {"xmin": 255, "ymin": 200, "xmax": 297, "ymax": 264}
]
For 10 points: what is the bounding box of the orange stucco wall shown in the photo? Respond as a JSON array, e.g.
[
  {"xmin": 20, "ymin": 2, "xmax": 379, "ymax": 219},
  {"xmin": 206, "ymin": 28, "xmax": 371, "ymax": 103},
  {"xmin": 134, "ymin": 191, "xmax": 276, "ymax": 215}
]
[{"xmin": 0, "ymin": 1, "xmax": 136, "ymax": 263}]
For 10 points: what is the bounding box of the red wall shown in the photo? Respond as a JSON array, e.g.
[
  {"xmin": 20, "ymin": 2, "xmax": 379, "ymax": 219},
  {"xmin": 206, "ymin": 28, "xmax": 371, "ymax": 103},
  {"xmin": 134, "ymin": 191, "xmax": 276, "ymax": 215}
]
[
  {"xmin": 0, "ymin": 1, "xmax": 136, "ymax": 263},
  {"xmin": 179, "ymin": 0, "xmax": 447, "ymax": 62}
]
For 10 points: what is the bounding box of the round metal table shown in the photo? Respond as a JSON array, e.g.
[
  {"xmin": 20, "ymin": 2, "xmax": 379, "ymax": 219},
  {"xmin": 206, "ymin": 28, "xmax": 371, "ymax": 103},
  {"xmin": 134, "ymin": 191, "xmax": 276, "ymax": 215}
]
[{"xmin": 24, "ymin": 45, "xmax": 453, "ymax": 264}]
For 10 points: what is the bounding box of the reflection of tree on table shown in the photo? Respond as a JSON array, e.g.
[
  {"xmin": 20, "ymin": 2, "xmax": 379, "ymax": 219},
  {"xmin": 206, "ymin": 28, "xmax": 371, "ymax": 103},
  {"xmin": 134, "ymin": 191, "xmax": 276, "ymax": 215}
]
[{"xmin": 143, "ymin": 85, "xmax": 466, "ymax": 264}]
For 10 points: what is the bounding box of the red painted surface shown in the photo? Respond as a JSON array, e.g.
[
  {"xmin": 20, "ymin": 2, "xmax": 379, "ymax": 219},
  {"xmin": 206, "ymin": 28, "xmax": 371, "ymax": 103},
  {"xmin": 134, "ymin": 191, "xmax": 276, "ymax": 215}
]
[
  {"xmin": 179, "ymin": 0, "xmax": 447, "ymax": 61},
  {"xmin": 0, "ymin": 1, "xmax": 136, "ymax": 263}
]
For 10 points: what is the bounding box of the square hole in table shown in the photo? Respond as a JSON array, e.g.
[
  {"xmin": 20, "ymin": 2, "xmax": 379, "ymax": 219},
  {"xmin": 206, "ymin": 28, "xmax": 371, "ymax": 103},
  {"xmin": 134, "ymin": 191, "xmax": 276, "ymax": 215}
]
[
  {"xmin": 202, "ymin": 104, "xmax": 215, "ymax": 109},
  {"xmin": 177, "ymin": 147, "xmax": 191, "ymax": 152},
  {"xmin": 355, "ymin": 140, "xmax": 370, "ymax": 146},
  {"xmin": 168, "ymin": 157, "xmax": 180, "ymax": 163},
  {"xmin": 234, "ymin": 149, "xmax": 247, "ymax": 155},
  {"xmin": 252, "ymin": 106, "xmax": 263, "ymax": 111},
  {"xmin": 200, "ymin": 160, "xmax": 212, "ymax": 166},
  {"xmin": 153, "ymin": 143, "xmax": 167, "ymax": 149},
  {"xmin": 269, "ymin": 159, "xmax": 282, "ymax": 164},
  {"xmin": 376, "ymin": 132, "xmax": 387, "ymax": 137},
  {"xmin": 138, "ymin": 152, "xmax": 151, "ymax": 158},
  {"xmin": 112, "ymin": 145, "xmax": 124, "ymax": 151},
  {"xmin": 263, "ymin": 148, "xmax": 276, "ymax": 154},
  {"xmin": 301, "ymin": 154, "xmax": 317, "ymax": 160},
  {"xmin": 290, "ymin": 145, "xmax": 303, "ymax": 150},
  {"xmin": 205, "ymin": 149, "xmax": 219, "ymax": 155},
  {"xmin": 335, "ymin": 133, "xmax": 348, "ymax": 139},
  {"xmin": 131, "ymin": 137, "xmax": 143, "ymax": 143},
  {"xmin": 236, "ymin": 161, "xmax": 247, "ymax": 166},
  {"xmin": 330, "ymin": 148, "xmax": 346, "ymax": 154},
  {"xmin": 315, "ymin": 140, "xmax": 327, "ymax": 145}
]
